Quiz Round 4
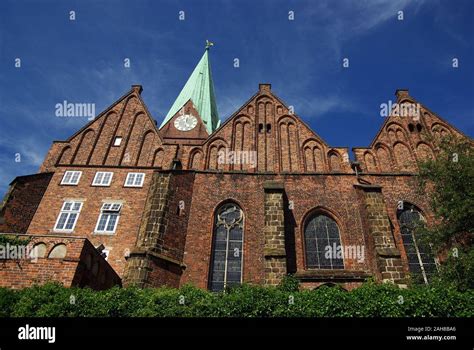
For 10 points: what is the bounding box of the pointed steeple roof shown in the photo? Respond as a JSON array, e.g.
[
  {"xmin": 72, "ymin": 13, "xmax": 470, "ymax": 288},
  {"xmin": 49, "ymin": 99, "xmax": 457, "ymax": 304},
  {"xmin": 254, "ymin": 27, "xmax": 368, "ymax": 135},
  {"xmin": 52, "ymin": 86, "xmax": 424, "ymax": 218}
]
[{"xmin": 160, "ymin": 44, "xmax": 220, "ymax": 134}]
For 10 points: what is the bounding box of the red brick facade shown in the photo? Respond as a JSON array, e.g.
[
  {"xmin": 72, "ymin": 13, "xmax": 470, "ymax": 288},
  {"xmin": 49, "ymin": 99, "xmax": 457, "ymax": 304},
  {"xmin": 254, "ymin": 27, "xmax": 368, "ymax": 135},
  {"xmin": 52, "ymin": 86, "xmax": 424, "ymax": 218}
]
[
  {"xmin": 0, "ymin": 173, "xmax": 53, "ymax": 234},
  {"xmin": 0, "ymin": 234, "xmax": 121, "ymax": 290},
  {"xmin": 0, "ymin": 83, "xmax": 469, "ymax": 290}
]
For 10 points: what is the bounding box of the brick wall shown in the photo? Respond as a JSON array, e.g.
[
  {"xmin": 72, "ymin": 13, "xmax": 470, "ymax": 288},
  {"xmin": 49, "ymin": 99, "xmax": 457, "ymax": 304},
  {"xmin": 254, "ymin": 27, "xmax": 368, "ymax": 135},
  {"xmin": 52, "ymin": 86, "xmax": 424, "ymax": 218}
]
[
  {"xmin": 26, "ymin": 167, "xmax": 153, "ymax": 276},
  {"xmin": 39, "ymin": 86, "xmax": 170, "ymax": 174},
  {"xmin": 123, "ymin": 171, "xmax": 194, "ymax": 287},
  {"xmin": 175, "ymin": 84, "xmax": 353, "ymax": 175},
  {"xmin": 0, "ymin": 234, "xmax": 121, "ymax": 290},
  {"xmin": 0, "ymin": 173, "xmax": 53, "ymax": 233},
  {"xmin": 353, "ymin": 90, "xmax": 465, "ymax": 174},
  {"xmin": 179, "ymin": 172, "xmax": 375, "ymax": 289},
  {"xmin": 2, "ymin": 84, "xmax": 468, "ymax": 291}
]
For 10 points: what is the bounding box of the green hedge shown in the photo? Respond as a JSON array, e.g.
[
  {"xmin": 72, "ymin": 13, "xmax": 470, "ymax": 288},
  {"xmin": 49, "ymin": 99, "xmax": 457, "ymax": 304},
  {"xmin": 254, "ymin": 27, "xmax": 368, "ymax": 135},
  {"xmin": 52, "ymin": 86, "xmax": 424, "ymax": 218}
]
[
  {"xmin": 0, "ymin": 235, "xmax": 31, "ymax": 247},
  {"xmin": 0, "ymin": 282, "xmax": 472, "ymax": 317}
]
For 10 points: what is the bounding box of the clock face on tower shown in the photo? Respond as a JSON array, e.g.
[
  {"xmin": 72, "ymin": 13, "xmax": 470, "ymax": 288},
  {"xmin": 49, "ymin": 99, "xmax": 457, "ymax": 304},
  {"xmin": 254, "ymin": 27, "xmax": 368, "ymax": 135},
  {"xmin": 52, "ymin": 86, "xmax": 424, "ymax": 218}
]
[{"xmin": 174, "ymin": 114, "xmax": 198, "ymax": 131}]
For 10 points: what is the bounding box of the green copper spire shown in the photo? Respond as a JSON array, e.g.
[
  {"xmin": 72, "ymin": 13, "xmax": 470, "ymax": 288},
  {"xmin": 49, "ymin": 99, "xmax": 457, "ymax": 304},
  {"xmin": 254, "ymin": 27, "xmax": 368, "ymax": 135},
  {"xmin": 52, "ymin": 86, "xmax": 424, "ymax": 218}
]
[{"xmin": 160, "ymin": 42, "xmax": 220, "ymax": 134}]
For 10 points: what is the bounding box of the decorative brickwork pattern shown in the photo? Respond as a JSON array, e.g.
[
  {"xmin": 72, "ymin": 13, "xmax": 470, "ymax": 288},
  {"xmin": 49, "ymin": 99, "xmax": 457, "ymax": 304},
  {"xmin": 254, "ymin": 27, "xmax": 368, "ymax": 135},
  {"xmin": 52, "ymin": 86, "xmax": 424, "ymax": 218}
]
[{"xmin": 1, "ymin": 83, "xmax": 469, "ymax": 291}]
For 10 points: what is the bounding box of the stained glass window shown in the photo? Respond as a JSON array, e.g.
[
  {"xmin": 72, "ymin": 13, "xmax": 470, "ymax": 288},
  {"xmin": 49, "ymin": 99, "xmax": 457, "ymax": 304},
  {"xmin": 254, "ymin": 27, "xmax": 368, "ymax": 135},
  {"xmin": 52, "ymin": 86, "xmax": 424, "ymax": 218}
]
[
  {"xmin": 398, "ymin": 205, "xmax": 437, "ymax": 284},
  {"xmin": 209, "ymin": 203, "xmax": 244, "ymax": 291},
  {"xmin": 304, "ymin": 214, "xmax": 344, "ymax": 269}
]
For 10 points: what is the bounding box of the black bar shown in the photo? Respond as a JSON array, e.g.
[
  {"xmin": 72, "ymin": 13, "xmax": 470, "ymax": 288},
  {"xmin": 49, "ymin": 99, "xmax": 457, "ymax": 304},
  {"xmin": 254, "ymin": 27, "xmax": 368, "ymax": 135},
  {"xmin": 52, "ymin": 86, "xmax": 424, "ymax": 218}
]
[{"xmin": 0, "ymin": 317, "xmax": 472, "ymax": 347}]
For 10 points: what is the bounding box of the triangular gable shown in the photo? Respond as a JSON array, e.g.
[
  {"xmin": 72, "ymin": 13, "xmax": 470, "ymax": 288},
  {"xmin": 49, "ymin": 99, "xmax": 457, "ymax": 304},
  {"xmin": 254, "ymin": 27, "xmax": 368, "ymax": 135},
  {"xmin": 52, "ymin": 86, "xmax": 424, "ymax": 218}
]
[
  {"xmin": 369, "ymin": 89, "xmax": 471, "ymax": 148},
  {"xmin": 64, "ymin": 85, "xmax": 162, "ymax": 143},
  {"xmin": 206, "ymin": 84, "xmax": 329, "ymax": 147},
  {"xmin": 160, "ymin": 98, "xmax": 210, "ymax": 141}
]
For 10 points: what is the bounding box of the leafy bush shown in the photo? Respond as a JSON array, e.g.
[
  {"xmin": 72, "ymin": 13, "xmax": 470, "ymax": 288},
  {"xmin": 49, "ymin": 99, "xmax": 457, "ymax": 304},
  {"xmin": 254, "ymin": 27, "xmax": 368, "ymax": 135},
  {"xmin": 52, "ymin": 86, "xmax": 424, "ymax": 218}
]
[
  {"xmin": 1, "ymin": 281, "xmax": 473, "ymax": 317},
  {"xmin": 416, "ymin": 136, "xmax": 473, "ymax": 290},
  {"xmin": 0, "ymin": 235, "xmax": 31, "ymax": 247},
  {"xmin": 277, "ymin": 274, "xmax": 300, "ymax": 292},
  {"xmin": 0, "ymin": 288, "xmax": 19, "ymax": 317}
]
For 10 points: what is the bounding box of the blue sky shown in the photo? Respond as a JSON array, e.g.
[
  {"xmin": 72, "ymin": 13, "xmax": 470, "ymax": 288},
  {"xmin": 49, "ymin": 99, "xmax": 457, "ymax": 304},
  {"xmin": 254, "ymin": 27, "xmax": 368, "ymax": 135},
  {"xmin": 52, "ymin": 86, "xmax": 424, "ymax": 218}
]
[{"xmin": 0, "ymin": 0, "xmax": 473, "ymax": 196}]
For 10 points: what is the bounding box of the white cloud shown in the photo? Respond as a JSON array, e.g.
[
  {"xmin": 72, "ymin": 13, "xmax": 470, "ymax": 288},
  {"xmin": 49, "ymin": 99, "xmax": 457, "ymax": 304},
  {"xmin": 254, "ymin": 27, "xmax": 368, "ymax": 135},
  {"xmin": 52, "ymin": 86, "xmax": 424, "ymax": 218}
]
[
  {"xmin": 291, "ymin": 94, "xmax": 357, "ymax": 117},
  {"xmin": 296, "ymin": 0, "xmax": 427, "ymax": 57}
]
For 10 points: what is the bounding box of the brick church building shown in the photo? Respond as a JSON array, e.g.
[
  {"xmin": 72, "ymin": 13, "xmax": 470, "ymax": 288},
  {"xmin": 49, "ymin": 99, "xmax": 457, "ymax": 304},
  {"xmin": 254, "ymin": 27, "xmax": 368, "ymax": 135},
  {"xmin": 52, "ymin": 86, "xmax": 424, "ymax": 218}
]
[{"xmin": 0, "ymin": 46, "xmax": 469, "ymax": 290}]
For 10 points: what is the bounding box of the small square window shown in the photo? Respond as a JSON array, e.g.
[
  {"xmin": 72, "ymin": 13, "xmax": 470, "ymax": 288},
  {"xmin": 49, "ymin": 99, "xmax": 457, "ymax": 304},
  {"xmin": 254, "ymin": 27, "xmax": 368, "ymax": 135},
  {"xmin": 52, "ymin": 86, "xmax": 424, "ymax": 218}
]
[
  {"xmin": 124, "ymin": 173, "xmax": 145, "ymax": 187},
  {"xmin": 92, "ymin": 172, "xmax": 113, "ymax": 186},
  {"xmin": 61, "ymin": 171, "xmax": 82, "ymax": 185},
  {"xmin": 101, "ymin": 202, "xmax": 122, "ymax": 212},
  {"xmin": 113, "ymin": 137, "xmax": 122, "ymax": 146}
]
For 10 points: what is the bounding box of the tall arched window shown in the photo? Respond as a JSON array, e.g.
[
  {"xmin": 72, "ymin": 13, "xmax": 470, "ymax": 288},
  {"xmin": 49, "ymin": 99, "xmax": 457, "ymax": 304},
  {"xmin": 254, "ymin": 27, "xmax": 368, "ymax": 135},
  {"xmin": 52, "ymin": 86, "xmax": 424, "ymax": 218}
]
[
  {"xmin": 304, "ymin": 213, "xmax": 344, "ymax": 269},
  {"xmin": 208, "ymin": 203, "xmax": 244, "ymax": 291},
  {"xmin": 398, "ymin": 204, "xmax": 437, "ymax": 284}
]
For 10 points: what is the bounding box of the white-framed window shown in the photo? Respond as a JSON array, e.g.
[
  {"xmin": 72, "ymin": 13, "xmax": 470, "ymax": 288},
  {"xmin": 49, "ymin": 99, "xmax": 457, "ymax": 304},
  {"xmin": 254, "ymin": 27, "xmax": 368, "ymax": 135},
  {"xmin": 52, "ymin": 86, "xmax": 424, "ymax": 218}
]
[
  {"xmin": 113, "ymin": 137, "xmax": 122, "ymax": 146},
  {"xmin": 92, "ymin": 172, "xmax": 113, "ymax": 186},
  {"xmin": 124, "ymin": 173, "xmax": 145, "ymax": 187},
  {"xmin": 61, "ymin": 171, "xmax": 82, "ymax": 185},
  {"xmin": 95, "ymin": 202, "xmax": 122, "ymax": 234},
  {"xmin": 54, "ymin": 201, "xmax": 83, "ymax": 232}
]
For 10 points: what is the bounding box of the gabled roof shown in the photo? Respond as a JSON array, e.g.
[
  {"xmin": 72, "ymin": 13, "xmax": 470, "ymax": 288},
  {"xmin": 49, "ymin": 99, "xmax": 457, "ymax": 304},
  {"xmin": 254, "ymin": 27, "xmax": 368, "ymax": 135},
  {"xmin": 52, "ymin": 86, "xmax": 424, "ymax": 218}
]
[
  {"xmin": 203, "ymin": 83, "xmax": 330, "ymax": 148},
  {"xmin": 368, "ymin": 89, "xmax": 472, "ymax": 148},
  {"xmin": 62, "ymin": 85, "xmax": 163, "ymax": 144},
  {"xmin": 160, "ymin": 48, "xmax": 220, "ymax": 134}
]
